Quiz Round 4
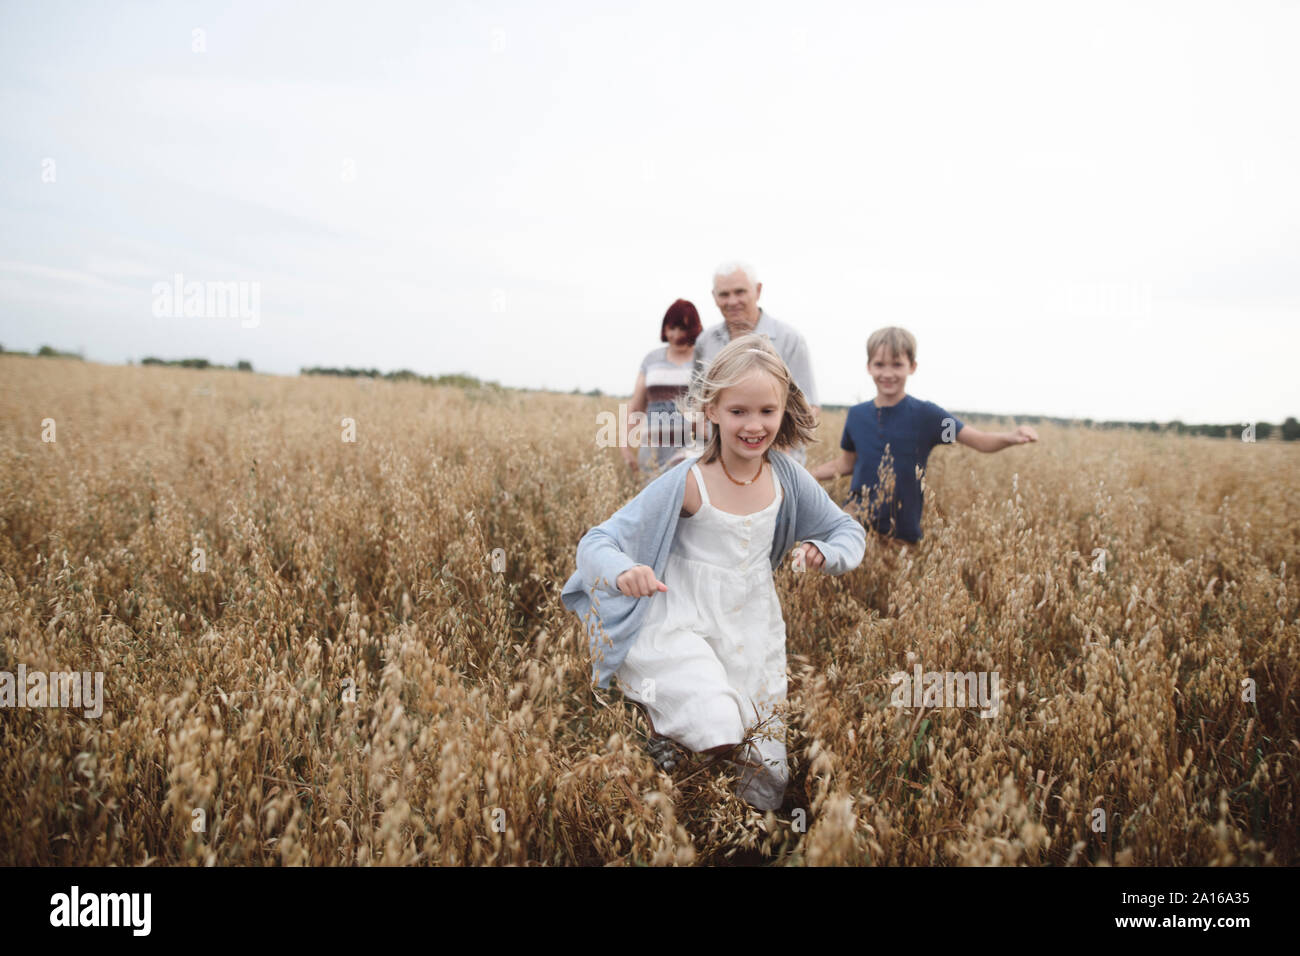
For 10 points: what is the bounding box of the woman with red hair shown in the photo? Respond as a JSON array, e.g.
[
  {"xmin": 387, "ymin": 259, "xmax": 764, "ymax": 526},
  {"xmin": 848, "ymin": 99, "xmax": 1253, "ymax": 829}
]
[{"xmin": 622, "ymin": 299, "xmax": 702, "ymax": 477}]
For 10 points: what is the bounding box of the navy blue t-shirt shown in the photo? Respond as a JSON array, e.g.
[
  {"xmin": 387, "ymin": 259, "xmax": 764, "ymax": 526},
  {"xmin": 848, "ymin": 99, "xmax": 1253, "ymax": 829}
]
[{"xmin": 840, "ymin": 395, "xmax": 964, "ymax": 543}]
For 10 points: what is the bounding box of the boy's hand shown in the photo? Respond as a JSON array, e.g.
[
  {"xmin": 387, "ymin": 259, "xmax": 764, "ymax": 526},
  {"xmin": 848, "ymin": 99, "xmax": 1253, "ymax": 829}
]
[
  {"xmin": 616, "ymin": 565, "xmax": 667, "ymax": 598},
  {"xmin": 1012, "ymin": 425, "xmax": 1038, "ymax": 444},
  {"xmin": 793, "ymin": 542, "xmax": 826, "ymax": 571}
]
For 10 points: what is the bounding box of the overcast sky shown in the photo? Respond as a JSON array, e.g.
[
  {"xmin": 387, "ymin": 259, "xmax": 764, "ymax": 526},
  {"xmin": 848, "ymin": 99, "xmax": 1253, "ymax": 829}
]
[{"xmin": 2, "ymin": 0, "xmax": 1297, "ymax": 423}]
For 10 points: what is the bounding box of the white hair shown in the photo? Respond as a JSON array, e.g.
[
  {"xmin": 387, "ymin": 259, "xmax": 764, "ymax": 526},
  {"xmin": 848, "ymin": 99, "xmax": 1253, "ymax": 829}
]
[{"xmin": 712, "ymin": 260, "xmax": 759, "ymax": 287}]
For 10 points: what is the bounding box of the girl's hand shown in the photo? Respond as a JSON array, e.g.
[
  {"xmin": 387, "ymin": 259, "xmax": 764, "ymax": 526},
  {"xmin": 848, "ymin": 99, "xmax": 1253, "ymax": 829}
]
[
  {"xmin": 1011, "ymin": 425, "xmax": 1038, "ymax": 443},
  {"xmin": 616, "ymin": 565, "xmax": 668, "ymax": 598},
  {"xmin": 794, "ymin": 542, "xmax": 826, "ymax": 571}
]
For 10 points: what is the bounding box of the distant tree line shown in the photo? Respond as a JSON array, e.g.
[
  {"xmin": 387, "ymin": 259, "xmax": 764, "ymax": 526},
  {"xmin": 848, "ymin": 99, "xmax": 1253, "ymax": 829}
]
[
  {"xmin": 949, "ymin": 411, "xmax": 1300, "ymax": 441},
  {"xmin": 300, "ymin": 366, "xmax": 503, "ymax": 391},
  {"xmin": 2, "ymin": 345, "xmax": 255, "ymax": 371},
  {"xmin": 0, "ymin": 344, "xmax": 85, "ymax": 359},
  {"xmin": 140, "ymin": 357, "xmax": 253, "ymax": 371}
]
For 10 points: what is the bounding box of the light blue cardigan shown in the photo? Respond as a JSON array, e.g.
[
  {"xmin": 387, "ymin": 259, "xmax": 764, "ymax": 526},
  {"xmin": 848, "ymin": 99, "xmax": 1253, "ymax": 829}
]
[{"xmin": 560, "ymin": 449, "xmax": 867, "ymax": 688}]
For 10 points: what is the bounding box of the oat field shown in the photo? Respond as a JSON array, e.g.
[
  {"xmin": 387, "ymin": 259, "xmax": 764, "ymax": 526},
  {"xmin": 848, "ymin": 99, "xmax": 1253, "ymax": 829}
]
[{"xmin": 1, "ymin": 356, "xmax": 1296, "ymax": 865}]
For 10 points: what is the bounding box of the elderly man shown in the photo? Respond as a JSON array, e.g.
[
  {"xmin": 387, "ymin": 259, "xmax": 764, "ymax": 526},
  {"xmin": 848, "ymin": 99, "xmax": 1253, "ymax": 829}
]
[{"xmin": 692, "ymin": 261, "xmax": 821, "ymax": 466}]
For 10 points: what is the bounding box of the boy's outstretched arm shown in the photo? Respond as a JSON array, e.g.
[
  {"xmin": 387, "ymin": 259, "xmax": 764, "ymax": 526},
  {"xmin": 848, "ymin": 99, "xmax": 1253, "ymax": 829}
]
[
  {"xmin": 955, "ymin": 423, "xmax": 1039, "ymax": 453},
  {"xmin": 809, "ymin": 449, "xmax": 856, "ymax": 481}
]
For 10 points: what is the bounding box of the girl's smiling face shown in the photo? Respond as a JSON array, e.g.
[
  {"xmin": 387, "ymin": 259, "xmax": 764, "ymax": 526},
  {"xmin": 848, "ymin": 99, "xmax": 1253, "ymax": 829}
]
[{"xmin": 706, "ymin": 369, "xmax": 785, "ymax": 461}]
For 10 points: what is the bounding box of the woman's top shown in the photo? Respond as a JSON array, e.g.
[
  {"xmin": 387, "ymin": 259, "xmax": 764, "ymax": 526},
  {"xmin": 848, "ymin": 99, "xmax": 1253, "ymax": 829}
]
[{"xmin": 638, "ymin": 346, "xmax": 695, "ymax": 465}]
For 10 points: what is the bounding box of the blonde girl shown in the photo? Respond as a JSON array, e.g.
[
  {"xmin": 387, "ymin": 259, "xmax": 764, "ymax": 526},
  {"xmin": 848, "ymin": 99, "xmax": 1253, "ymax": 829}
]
[{"xmin": 561, "ymin": 334, "xmax": 866, "ymax": 810}]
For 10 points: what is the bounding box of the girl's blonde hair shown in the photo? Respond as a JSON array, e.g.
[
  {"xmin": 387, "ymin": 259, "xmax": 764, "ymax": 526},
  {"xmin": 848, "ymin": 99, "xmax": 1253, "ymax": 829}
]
[{"xmin": 679, "ymin": 332, "xmax": 818, "ymax": 465}]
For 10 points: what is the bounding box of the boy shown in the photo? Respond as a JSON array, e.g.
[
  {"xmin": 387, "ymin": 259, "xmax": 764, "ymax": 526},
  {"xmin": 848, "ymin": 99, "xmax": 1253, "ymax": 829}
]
[{"xmin": 810, "ymin": 327, "xmax": 1038, "ymax": 546}]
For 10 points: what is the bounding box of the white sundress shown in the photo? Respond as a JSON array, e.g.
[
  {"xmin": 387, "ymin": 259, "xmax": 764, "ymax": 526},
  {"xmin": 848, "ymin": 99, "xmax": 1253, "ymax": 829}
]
[{"xmin": 615, "ymin": 459, "xmax": 790, "ymax": 811}]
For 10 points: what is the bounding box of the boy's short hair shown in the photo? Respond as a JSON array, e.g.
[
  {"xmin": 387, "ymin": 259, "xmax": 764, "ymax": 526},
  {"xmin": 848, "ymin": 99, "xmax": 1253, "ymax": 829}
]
[{"xmin": 866, "ymin": 327, "xmax": 918, "ymax": 365}]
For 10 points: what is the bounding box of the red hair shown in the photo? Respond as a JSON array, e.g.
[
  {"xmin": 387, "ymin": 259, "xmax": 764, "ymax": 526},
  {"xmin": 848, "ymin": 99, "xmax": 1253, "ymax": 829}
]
[{"xmin": 660, "ymin": 299, "xmax": 702, "ymax": 345}]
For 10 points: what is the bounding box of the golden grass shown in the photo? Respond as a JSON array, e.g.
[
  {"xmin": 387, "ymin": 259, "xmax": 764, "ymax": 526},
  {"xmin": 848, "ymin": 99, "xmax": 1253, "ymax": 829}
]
[{"xmin": 0, "ymin": 355, "xmax": 1295, "ymax": 865}]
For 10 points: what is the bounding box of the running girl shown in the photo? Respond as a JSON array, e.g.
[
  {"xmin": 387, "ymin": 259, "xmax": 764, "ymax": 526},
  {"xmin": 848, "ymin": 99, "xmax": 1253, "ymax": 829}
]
[{"xmin": 561, "ymin": 333, "xmax": 866, "ymax": 809}]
